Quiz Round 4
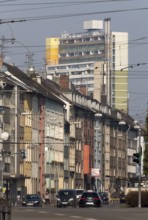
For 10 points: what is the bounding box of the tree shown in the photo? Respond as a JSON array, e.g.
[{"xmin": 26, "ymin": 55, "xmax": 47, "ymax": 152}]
[{"xmin": 144, "ymin": 112, "xmax": 148, "ymax": 175}]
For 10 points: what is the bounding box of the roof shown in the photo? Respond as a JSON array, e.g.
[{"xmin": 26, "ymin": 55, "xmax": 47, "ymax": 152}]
[{"xmin": 2, "ymin": 63, "xmax": 69, "ymax": 105}]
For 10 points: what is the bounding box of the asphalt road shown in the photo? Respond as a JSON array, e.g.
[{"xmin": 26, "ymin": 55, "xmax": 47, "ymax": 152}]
[{"xmin": 11, "ymin": 204, "xmax": 148, "ymax": 220}]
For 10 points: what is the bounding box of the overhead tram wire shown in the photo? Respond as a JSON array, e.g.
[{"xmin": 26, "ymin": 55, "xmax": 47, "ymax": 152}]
[
  {"xmin": 0, "ymin": 0, "xmax": 16, "ymax": 4},
  {"xmin": 0, "ymin": 0, "xmax": 134, "ymax": 14},
  {"xmin": 0, "ymin": 3, "xmax": 85, "ymax": 14},
  {"xmin": 1, "ymin": 6, "xmax": 148, "ymax": 24},
  {"xmin": 3, "ymin": 34, "xmax": 148, "ymax": 69},
  {"xmin": 0, "ymin": 18, "xmax": 26, "ymax": 25},
  {"xmin": 5, "ymin": 34, "xmax": 148, "ymax": 54},
  {"xmin": 0, "ymin": 0, "xmax": 135, "ymax": 7}
]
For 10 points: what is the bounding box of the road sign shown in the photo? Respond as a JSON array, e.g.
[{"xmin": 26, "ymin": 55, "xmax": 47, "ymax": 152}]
[{"xmin": 91, "ymin": 168, "xmax": 100, "ymax": 177}]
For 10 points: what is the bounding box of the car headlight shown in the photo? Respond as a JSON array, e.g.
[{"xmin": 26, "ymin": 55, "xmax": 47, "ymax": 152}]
[
  {"xmin": 69, "ymin": 198, "xmax": 74, "ymax": 201},
  {"xmin": 57, "ymin": 198, "xmax": 61, "ymax": 201},
  {"xmin": 34, "ymin": 201, "xmax": 39, "ymax": 203}
]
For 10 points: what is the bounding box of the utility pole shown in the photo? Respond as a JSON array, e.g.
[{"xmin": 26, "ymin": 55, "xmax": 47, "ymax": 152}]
[
  {"xmin": 133, "ymin": 125, "xmax": 142, "ymax": 208},
  {"xmin": 0, "ymin": 36, "xmax": 15, "ymax": 58},
  {"xmin": 0, "ymin": 115, "xmax": 4, "ymax": 198},
  {"xmin": 138, "ymin": 128, "xmax": 142, "ymax": 208},
  {"xmin": 0, "ymin": 63, "xmax": 9, "ymax": 198}
]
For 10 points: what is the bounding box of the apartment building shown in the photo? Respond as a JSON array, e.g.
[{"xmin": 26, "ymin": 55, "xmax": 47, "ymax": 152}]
[
  {"xmin": 46, "ymin": 18, "xmax": 128, "ymax": 112},
  {"xmin": 0, "ymin": 60, "xmax": 139, "ymax": 204}
]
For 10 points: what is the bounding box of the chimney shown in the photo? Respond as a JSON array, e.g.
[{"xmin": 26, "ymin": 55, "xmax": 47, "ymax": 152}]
[
  {"xmin": 60, "ymin": 75, "xmax": 71, "ymax": 90},
  {"xmin": 79, "ymin": 86, "xmax": 87, "ymax": 96}
]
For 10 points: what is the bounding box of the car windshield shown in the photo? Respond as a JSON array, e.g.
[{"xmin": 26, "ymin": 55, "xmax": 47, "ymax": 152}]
[
  {"xmin": 82, "ymin": 192, "xmax": 98, "ymax": 198},
  {"xmin": 26, "ymin": 195, "xmax": 39, "ymax": 200},
  {"xmin": 76, "ymin": 190, "xmax": 84, "ymax": 195},
  {"xmin": 58, "ymin": 191, "xmax": 74, "ymax": 197}
]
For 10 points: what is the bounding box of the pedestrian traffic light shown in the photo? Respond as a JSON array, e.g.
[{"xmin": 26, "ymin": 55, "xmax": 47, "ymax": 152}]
[
  {"xmin": 21, "ymin": 149, "xmax": 26, "ymax": 159},
  {"xmin": 133, "ymin": 153, "xmax": 141, "ymax": 165}
]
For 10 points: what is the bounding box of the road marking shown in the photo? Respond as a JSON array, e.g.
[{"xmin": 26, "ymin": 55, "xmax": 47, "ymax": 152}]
[
  {"xmin": 38, "ymin": 211, "xmax": 48, "ymax": 214},
  {"xmin": 55, "ymin": 213, "xmax": 66, "ymax": 216},
  {"xmin": 136, "ymin": 213, "xmax": 148, "ymax": 215},
  {"xmin": 85, "ymin": 218, "xmax": 97, "ymax": 220},
  {"xmin": 70, "ymin": 216, "xmax": 82, "ymax": 218}
]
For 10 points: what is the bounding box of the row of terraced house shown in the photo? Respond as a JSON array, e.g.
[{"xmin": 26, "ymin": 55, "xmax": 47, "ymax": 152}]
[{"xmin": 0, "ymin": 58, "xmax": 143, "ymax": 204}]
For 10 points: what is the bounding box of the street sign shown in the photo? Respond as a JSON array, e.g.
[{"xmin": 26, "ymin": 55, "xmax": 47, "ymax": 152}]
[{"xmin": 91, "ymin": 168, "xmax": 100, "ymax": 177}]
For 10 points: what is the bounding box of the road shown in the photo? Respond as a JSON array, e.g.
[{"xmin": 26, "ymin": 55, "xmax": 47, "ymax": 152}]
[{"xmin": 11, "ymin": 204, "xmax": 148, "ymax": 220}]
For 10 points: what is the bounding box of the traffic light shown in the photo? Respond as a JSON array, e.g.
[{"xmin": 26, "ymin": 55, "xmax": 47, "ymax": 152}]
[
  {"xmin": 133, "ymin": 153, "xmax": 141, "ymax": 165},
  {"xmin": 21, "ymin": 149, "xmax": 26, "ymax": 159}
]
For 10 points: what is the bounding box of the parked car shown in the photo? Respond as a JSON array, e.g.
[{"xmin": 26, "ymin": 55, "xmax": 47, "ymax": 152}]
[
  {"xmin": 56, "ymin": 189, "xmax": 77, "ymax": 207},
  {"xmin": 22, "ymin": 194, "xmax": 42, "ymax": 207},
  {"xmin": 75, "ymin": 189, "xmax": 84, "ymax": 202},
  {"xmin": 120, "ymin": 196, "xmax": 126, "ymax": 203},
  {"xmin": 119, "ymin": 192, "xmax": 126, "ymax": 203},
  {"xmin": 99, "ymin": 192, "xmax": 109, "ymax": 204},
  {"xmin": 79, "ymin": 191, "xmax": 102, "ymax": 207}
]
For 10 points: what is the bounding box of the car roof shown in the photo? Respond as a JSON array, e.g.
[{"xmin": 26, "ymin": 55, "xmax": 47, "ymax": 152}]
[
  {"xmin": 83, "ymin": 191, "xmax": 97, "ymax": 193},
  {"xmin": 26, "ymin": 194, "xmax": 39, "ymax": 196},
  {"xmin": 75, "ymin": 189, "xmax": 84, "ymax": 192},
  {"xmin": 25, "ymin": 194, "xmax": 40, "ymax": 199},
  {"xmin": 75, "ymin": 189, "xmax": 84, "ymax": 190},
  {"xmin": 59, "ymin": 189, "xmax": 75, "ymax": 191}
]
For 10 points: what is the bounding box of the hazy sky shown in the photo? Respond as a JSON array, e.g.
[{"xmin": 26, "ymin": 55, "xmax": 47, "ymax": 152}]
[{"xmin": 0, "ymin": 0, "xmax": 148, "ymax": 123}]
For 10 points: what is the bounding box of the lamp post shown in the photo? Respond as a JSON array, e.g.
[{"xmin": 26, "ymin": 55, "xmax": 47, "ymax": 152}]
[
  {"xmin": 0, "ymin": 129, "xmax": 9, "ymax": 198},
  {"xmin": 94, "ymin": 113, "xmax": 102, "ymax": 192},
  {"xmin": 138, "ymin": 128, "xmax": 142, "ymax": 209},
  {"xmin": 0, "ymin": 89, "xmax": 9, "ymax": 197},
  {"xmin": 134, "ymin": 125, "xmax": 142, "ymax": 208}
]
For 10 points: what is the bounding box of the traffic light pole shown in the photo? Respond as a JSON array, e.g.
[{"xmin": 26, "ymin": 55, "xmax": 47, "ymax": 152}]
[{"xmin": 138, "ymin": 128, "xmax": 141, "ymax": 208}]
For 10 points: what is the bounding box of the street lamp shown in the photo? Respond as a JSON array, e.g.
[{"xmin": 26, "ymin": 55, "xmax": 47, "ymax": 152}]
[
  {"xmin": 94, "ymin": 113, "xmax": 102, "ymax": 192},
  {"xmin": 134, "ymin": 124, "xmax": 142, "ymax": 208},
  {"xmin": 0, "ymin": 130, "xmax": 9, "ymax": 198}
]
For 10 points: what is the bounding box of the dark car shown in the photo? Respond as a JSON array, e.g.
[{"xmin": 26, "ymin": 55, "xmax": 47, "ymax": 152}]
[
  {"xmin": 119, "ymin": 192, "xmax": 126, "ymax": 203},
  {"xmin": 79, "ymin": 191, "xmax": 102, "ymax": 208},
  {"xmin": 56, "ymin": 189, "xmax": 77, "ymax": 207},
  {"xmin": 22, "ymin": 194, "xmax": 42, "ymax": 207},
  {"xmin": 99, "ymin": 192, "xmax": 109, "ymax": 204},
  {"xmin": 75, "ymin": 189, "xmax": 84, "ymax": 202}
]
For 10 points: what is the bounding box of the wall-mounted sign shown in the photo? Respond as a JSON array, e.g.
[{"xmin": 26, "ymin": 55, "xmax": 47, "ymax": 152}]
[{"xmin": 91, "ymin": 168, "xmax": 100, "ymax": 177}]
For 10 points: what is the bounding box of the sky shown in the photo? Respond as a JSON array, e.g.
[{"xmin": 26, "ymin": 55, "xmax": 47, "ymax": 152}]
[{"xmin": 0, "ymin": 0, "xmax": 148, "ymax": 124}]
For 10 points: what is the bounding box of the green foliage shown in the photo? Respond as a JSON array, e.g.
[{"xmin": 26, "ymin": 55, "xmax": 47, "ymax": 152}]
[
  {"xmin": 126, "ymin": 191, "xmax": 148, "ymax": 207},
  {"xmin": 144, "ymin": 113, "xmax": 148, "ymax": 175}
]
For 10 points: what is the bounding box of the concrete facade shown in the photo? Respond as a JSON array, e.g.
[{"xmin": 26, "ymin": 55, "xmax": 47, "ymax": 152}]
[{"xmin": 46, "ymin": 18, "xmax": 128, "ymax": 112}]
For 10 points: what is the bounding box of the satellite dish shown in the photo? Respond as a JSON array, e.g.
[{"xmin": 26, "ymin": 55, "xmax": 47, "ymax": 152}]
[{"xmin": 1, "ymin": 132, "xmax": 9, "ymax": 140}]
